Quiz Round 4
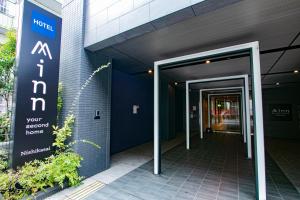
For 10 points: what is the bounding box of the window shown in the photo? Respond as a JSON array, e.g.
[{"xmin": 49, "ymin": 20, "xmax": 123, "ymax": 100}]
[{"xmin": 0, "ymin": 0, "xmax": 6, "ymax": 14}]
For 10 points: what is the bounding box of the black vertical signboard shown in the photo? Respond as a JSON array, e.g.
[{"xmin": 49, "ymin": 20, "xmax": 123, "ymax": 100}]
[{"xmin": 12, "ymin": 0, "xmax": 62, "ymax": 168}]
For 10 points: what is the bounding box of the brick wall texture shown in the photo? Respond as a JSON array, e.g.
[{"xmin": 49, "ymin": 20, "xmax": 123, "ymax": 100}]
[{"xmin": 60, "ymin": 0, "xmax": 111, "ymax": 177}]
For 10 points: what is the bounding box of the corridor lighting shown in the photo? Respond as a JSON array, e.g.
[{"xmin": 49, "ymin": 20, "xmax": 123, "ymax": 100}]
[
  {"xmin": 205, "ymin": 60, "xmax": 211, "ymax": 64},
  {"xmin": 276, "ymin": 82, "xmax": 280, "ymax": 86},
  {"xmin": 294, "ymin": 70, "xmax": 299, "ymax": 74},
  {"xmin": 148, "ymin": 69, "xmax": 153, "ymax": 74},
  {"xmin": 174, "ymin": 82, "xmax": 178, "ymax": 86}
]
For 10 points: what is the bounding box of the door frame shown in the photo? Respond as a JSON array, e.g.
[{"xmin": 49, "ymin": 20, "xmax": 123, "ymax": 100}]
[
  {"xmin": 154, "ymin": 41, "xmax": 266, "ymax": 199},
  {"xmin": 200, "ymin": 86, "xmax": 252, "ymax": 159}
]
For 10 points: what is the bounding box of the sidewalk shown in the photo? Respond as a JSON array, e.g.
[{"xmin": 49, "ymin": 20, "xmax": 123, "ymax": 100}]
[{"xmin": 46, "ymin": 135, "xmax": 185, "ymax": 200}]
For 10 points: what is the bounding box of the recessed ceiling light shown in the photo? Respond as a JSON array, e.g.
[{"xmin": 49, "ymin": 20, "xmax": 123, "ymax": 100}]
[
  {"xmin": 276, "ymin": 82, "xmax": 280, "ymax": 86},
  {"xmin": 294, "ymin": 70, "xmax": 299, "ymax": 74},
  {"xmin": 174, "ymin": 82, "xmax": 178, "ymax": 86},
  {"xmin": 205, "ymin": 60, "xmax": 211, "ymax": 64},
  {"xmin": 148, "ymin": 69, "xmax": 153, "ymax": 74}
]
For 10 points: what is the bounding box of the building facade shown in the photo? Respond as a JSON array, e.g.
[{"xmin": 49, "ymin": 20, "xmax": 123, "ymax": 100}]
[
  {"xmin": 59, "ymin": 1, "xmax": 300, "ymax": 199},
  {"xmin": 60, "ymin": 0, "xmax": 248, "ymax": 177},
  {"xmin": 0, "ymin": 0, "xmax": 19, "ymax": 113},
  {"xmin": 0, "ymin": 0, "xmax": 19, "ymax": 44}
]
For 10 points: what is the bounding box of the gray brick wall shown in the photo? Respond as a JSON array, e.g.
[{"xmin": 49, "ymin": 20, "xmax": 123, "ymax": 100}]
[{"xmin": 60, "ymin": 0, "xmax": 111, "ymax": 177}]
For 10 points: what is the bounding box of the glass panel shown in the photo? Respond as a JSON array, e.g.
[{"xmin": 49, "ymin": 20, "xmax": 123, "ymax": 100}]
[
  {"xmin": 210, "ymin": 94, "xmax": 241, "ymax": 133},
  {"xmin": 0, "ymin": 0, "xmax": 6, "ymax": 14}
]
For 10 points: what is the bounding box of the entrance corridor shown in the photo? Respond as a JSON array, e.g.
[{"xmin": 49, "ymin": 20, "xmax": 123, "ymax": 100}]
[{"xmin": 87, "ymin": 134, "xmax": 300, "ymax": 200}]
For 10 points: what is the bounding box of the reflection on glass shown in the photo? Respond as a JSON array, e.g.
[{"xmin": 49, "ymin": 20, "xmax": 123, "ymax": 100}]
[{"xmin": 210, "ymin": 95, "xmax": 241, "ymax": 133}]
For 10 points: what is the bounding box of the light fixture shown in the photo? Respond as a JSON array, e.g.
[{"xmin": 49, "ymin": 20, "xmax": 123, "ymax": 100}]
[
  {"xmin": 294, "ymin": 70, "xmax": 299, "ymax": 74},
  {"xmin": 205, "ymin": 60, "xmax": 211, "ymax": 64},
  {"xmin": 276, "ymin": 82, "xmax": 280, "ymax": 86},
  {"xmin": 148, "ymin": 69, "xmax": 153, "ymax": 74},
  {"xmin": 174, "ymin": 82, "xmax": 178, "ymax": 86}
]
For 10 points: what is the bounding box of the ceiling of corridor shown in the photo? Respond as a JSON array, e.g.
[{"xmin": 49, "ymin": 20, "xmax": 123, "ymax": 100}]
[{"xmin": 93, "ymin": 0, "xmax": 300, "ymax": 88}]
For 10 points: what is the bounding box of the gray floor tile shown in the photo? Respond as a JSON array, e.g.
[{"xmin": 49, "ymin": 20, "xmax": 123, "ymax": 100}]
[{"xmin": 85, "ymin": 134, "xmax": 300, "ymax": 200}]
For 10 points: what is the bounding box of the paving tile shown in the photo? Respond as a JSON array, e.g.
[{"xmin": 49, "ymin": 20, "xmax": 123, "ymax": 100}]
[{"xmin": 81, "ymin": 135, "xmax": 300, "ymax": 200}]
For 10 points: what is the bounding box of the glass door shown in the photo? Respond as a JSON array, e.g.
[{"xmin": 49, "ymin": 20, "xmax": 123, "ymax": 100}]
[{"xmin": 210, "ymin": 94, "xmax": 241, "ymax": 133}]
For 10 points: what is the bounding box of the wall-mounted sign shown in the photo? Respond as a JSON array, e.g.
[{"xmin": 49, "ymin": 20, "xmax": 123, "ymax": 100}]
[
  {"xmin": 133, "ymin": 105, "xmax": 140, "ymax": 114},
  {"xmin": 12, "ymin": 0, "xmax": 62, "ymax": 168},
  {"xmin": 270, "ymin": 104, "xmax": 292, "ymax": 121}
]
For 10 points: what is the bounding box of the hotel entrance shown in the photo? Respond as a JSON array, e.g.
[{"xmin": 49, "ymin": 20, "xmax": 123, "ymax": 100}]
[{"xmin": 209, "ymin": 94, "xmax": 241, "ymax": 134}]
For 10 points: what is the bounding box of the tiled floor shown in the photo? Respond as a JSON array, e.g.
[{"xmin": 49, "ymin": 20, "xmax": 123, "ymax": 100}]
[
  {"xmin": 86, "ymin": 134, "xmax": 300, "ymax": 200},
  {"xmin": 46, "ymin": 135, "xmax": 186, "ymax": 200},
  {"xmin": 266, "ymin": 138, "xmax": 300, "ymax": 193}
]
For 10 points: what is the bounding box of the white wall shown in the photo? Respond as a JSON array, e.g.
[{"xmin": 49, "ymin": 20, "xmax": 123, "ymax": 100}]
[
  {"xmin": 84, "ymin": 0, "xmax": 205, "ymax": 47},
  {"xmin": 0, "ymin": 0, "xmax": 19, "ymax": 30}
]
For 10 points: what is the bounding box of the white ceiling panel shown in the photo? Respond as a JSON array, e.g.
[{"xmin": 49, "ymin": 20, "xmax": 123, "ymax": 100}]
[
  {"xmin": 161, "ymin": 56, "xmax": 250, "ymax": 82},
  {"xmin": 94, "ymin": 0, "xmax": 300, "ymax": 88},
  {"xmin": 110, "ymin": 0, "xmax": 300, "ymax": 71}
]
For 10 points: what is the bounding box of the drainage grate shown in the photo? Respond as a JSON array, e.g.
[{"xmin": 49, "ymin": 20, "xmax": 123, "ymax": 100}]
[{"xmin": 66, "ymin": 181, "xmax": 105, "ymax": 200}]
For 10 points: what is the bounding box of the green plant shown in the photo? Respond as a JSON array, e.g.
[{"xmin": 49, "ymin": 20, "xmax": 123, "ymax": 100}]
[
  {"xmin": 0, "ymin": 115, "xmax": 82, "ymax": 200},
  {"xmin": 0, "ymin": 112, "xmax": 10, "ymax": 142},
  {"xmin": 57, "ymin": 82, "xmax": 63, "ymax": 118},
  {"xmin": 0, "ymin": 30, "xmax": 16, "ymax": 112},
  {"xmin": 44, "ymin": 152, "xmax": 82, "ymax": 188},
  {"xmin": 0, "ymin": 149, "xmax": 8, "ymax": 171},
  {"xmin": 0, "ymin": 63, "xmax": 110, "ymax": 199},
  {"xmin": 0, "ymin": 169, "xmax": 21, "ymax": 200},
  {"xmin": 53, "ymin": 114, "xmax": 75, "ymax": 152}
]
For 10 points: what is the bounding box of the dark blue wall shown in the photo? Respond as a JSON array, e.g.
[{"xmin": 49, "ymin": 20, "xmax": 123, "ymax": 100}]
[
  {"xmin": 159, "ymin": 77, "xmax": 177, "ymax": 140},
  {"xmin": 263, "ymin": 86, "xmax": 300, "ymax": 139},
  {"xmin": 175, "ymin": 88, "xmax": 185, "ymax": 134},
  {"xmin": 190, "ymin": 90, "xmax": 200, "ymax": 132},
  {"xmin": 111, "ymin": 69, "xmax": 154, "ymax": 154},
  {"xmin": 174, "ymin": 88, "xmax": 200, "ymax": 134}
]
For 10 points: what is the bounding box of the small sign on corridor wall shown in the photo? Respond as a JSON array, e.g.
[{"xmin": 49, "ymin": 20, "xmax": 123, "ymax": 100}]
[
  {"xmin": 270, "ymin": 104, "xmax": 292, "ymax": 121},
  {"xmin": 297, "ymin": 105, "xmax": 300, "ymax": 130}
]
